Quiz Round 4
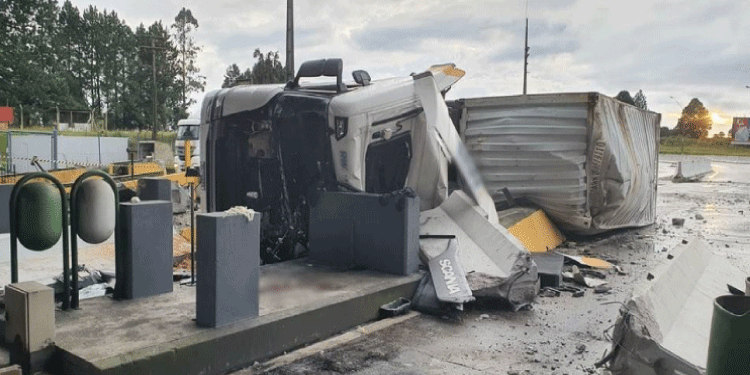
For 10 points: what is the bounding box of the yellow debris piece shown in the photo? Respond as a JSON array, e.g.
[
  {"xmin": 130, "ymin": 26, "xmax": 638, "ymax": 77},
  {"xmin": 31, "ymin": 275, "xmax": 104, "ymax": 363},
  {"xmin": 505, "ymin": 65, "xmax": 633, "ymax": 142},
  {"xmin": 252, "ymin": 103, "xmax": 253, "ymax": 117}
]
[
  {"xmin": 575, "ymin": 256, "xmax": 613, "ymax": 269},
  {"xmin": 507, "ymin": 209, "xmax": 565, "ymax": 253},
  {"xmin": 180, "ymin": 227, "xmax": 196, "ymax": 243}
]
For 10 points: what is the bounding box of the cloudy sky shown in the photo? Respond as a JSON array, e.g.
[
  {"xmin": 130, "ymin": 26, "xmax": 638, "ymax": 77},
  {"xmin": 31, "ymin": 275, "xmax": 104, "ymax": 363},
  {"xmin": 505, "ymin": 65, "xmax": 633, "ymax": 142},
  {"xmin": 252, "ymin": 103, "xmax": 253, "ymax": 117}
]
[{"xmin": 69, "ymin": 0, "xmax": 750, "ymax": 134}]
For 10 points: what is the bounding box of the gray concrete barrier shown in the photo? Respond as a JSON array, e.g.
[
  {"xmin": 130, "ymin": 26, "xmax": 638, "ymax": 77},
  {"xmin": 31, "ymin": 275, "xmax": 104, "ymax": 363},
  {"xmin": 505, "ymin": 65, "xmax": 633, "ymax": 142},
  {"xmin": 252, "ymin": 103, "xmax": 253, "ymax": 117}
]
[{"xmin": 674, "ymin": 160, "xmax": 712, "ymax": 181}]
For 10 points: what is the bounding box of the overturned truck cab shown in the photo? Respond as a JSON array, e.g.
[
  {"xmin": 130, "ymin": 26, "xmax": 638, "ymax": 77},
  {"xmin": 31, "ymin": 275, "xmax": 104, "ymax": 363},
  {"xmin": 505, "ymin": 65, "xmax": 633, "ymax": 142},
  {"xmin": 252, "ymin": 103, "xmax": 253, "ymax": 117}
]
[{"xmin": 200, "ymin": 59, "xmax": 537, "ymax": 308}]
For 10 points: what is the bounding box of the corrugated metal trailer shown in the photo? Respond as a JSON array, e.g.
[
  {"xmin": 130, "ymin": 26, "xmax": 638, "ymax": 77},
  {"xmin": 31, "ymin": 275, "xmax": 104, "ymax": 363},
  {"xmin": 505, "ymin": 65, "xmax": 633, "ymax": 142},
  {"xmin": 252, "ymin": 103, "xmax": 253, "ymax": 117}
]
[{"xmin": 453, "ymin": 93, "xmax": 661, "ymax": 234}]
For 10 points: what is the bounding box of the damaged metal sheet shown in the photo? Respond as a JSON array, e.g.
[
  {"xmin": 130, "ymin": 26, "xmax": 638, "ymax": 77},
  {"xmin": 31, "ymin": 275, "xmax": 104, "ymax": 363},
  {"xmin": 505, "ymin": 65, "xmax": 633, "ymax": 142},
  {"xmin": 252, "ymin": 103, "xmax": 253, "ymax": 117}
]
[
  {"xmin": 603, "ymin": 238, "xmax": 746, "ymax": 375},
  {"xmin": 413, "ymin": 72, "xmax": 499, "ymax": 225},
  {"xmin": 420, "ymin": 190, "xmax": 538, "ymax": 310},
  {"xmin": 457, "ymin": 93, "xmax": 661, "ymax": 234},
  {"xmin": 420, "ymin": 235, "xmax": 474, "ymax": 305}
]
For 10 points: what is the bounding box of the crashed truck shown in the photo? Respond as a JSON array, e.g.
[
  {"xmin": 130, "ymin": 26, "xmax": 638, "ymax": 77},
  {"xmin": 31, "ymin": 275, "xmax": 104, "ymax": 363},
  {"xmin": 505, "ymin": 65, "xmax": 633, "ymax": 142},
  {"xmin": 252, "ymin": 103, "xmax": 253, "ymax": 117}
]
[{"xmin": 199, "ymin": 59, "xmax": 660, "ymax": 309}]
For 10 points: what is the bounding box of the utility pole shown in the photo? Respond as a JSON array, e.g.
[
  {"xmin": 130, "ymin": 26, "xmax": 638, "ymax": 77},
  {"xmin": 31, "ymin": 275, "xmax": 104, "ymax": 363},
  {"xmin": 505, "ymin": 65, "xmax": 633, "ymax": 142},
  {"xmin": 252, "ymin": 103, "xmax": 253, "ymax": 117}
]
[
  {"xmin": 139, "ymin": 36, "xmax": 167, "ymax": 140},
  {"xmin": 523, "ymin": 0, "xmax": 529, "ymax": 95},
  {"xmin": 152, "ymin": 39, "xmax": 158, "ymax": 140},
  {"xmin": 286, "ymin": 0, "xmax": 294, "ymax": 81}
]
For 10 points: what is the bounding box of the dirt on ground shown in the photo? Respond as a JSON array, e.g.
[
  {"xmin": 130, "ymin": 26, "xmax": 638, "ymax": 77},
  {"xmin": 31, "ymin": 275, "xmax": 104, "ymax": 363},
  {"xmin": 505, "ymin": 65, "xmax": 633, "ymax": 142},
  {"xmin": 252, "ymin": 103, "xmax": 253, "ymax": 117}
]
[{"xmin": 235, "ymin": 154, "xmax": 750, "ymax": 375}]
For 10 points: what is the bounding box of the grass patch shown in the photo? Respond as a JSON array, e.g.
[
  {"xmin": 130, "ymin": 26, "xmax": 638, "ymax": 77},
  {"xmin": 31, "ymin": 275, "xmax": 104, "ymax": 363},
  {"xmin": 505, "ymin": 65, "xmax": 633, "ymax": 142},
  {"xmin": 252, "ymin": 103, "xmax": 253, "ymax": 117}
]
[{"xmin": 660, "ymin": 137, "xmax": 750, "ymax": 157}]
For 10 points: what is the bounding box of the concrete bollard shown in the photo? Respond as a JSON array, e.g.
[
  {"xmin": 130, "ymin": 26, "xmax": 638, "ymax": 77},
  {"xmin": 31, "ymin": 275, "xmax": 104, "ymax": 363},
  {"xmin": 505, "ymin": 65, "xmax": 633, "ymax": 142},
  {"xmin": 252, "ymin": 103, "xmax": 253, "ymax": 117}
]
[
  {"xmin": 308, "ymin": 191, "xmax": 420, "ymax": 276},
  {"xmin": 137, "ymin": 178, "xmax": 172, "ymax": 201},
  {"xmin": 117, "ymin": 200, "xmax": 173, "ymax": 299},
  {"xmin": 196, "ymin": 211, "xmax": 260, "ymax": 328},
  {"xmin": 4, "ymin": 282, "xmax": 55, "ymax": 374}
]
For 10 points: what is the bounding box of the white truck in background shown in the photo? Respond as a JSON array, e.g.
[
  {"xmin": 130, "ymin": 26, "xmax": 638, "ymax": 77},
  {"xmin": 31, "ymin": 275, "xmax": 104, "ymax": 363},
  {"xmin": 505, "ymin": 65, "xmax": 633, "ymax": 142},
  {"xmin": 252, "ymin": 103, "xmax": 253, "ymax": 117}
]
[{"xmin": 174, "ymin": 118, "xmax": 200, "ymax": 171}]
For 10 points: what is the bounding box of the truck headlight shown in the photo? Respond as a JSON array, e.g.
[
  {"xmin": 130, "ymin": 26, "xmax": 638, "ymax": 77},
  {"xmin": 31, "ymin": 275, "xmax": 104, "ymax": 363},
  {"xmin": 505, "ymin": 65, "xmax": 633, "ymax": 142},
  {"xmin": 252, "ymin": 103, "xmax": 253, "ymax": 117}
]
[{"xmin": 335, "ymin": 117, "xmax": 348, "ymax": 140}]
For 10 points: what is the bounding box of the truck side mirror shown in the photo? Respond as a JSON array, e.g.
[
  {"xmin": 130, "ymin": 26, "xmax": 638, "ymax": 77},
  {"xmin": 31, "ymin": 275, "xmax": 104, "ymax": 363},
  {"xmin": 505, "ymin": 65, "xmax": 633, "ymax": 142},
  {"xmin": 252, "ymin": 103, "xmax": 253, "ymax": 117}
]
[{"xmin": 352, "ymin": 70, "xmax": 371, "ymax": 86}]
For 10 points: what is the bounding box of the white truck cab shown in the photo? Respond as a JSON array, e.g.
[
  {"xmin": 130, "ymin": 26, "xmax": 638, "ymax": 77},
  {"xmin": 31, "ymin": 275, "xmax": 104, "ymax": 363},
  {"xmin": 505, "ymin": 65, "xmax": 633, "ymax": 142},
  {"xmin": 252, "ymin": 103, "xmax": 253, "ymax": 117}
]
[{"xmin": 174, "ymin": 118, "xmax": 200, "ymax": 170}]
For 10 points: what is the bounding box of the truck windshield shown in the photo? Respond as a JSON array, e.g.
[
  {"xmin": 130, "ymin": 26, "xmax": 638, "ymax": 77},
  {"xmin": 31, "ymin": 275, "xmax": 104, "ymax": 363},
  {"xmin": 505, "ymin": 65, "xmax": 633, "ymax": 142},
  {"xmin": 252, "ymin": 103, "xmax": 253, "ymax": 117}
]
[{"xmin": 177, "ymin": 125, "xmax": 200, "ymax": 140}]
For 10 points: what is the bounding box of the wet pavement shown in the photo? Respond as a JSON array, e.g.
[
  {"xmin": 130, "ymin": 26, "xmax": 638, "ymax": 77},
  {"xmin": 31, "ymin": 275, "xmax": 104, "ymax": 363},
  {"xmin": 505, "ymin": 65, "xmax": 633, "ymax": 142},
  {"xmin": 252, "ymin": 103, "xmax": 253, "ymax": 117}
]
[{"xmin": 240, "ymin": 154, "xmax": 750, "ymax": 375}]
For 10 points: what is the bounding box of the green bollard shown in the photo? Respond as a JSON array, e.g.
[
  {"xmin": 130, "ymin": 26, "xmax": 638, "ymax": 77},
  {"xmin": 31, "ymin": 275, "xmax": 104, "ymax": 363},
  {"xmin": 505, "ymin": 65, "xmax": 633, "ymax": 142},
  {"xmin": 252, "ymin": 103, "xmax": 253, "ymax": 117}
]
[{"xmin": 706, "ymin": 295, "xmax": 750, "ymax": 375}]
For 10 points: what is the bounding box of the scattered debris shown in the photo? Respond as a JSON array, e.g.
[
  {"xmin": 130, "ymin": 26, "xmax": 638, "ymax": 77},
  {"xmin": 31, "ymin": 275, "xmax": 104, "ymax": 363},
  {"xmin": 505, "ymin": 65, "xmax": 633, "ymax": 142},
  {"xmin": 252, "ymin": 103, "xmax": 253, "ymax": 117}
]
[
  {"xmin": 539, "ymin": 287, "xmax": 561, "ymax": 297},
  {"xmin": 575, "ymin": 344, "xmax": 587, "ymax": 355},
  {"xmin": 225, "ymin": 206, "xmax": 257, "ymax": 221},
  {"xmin": 594, "ymin": 285, "xmax": 612, "ymax": 294},
  {"xmin": 601, "ymin": 238, "xmax": 746, "ymax": 374},
  {"xmin": 564, "ymin": 266, "xmax": 608, "ymax": 288},
  {"xmin": 694, "ymin": 213, "xmax": 704, "ymax": 220},
  {"xmin": 531, "ymin": 252, "xmax": 564, "ymax": 288},
  {"xmin": 420, "ymin": 191, "xmax": 538, "ymax": 311},
  {"xmin": 672, "ymin": 218, "xmax": 685, "ymax": 226},
  {"xmin": 561, "ymin": 254, "xmax": 614, "ymax": 270},
  {"xmin": 379, "ymin": 297, "xmax": 411, "ymax": 318}
]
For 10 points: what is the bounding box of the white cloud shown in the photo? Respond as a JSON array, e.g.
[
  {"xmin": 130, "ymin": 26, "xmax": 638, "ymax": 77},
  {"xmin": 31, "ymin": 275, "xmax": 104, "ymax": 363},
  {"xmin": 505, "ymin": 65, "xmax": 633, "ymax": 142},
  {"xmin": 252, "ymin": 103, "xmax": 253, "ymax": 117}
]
[{"xmin": 69, "ymin": 0, "xmax": 750, "ymax": 134}]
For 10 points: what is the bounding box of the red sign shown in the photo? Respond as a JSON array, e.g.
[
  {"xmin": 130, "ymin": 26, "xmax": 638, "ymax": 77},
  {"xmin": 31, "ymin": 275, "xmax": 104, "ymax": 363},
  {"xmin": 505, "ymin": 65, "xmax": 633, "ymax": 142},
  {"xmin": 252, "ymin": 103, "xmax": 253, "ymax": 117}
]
[{"xmin": 0, "ymin": 107, "xmax": 12, "ymax": 123}]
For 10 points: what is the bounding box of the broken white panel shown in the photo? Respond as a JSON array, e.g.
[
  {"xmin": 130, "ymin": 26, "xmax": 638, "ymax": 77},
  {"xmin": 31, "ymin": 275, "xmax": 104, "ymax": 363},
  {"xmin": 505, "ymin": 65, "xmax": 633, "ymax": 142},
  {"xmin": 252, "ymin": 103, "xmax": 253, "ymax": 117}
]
[
  {"xmin": 420, "ymin": 191, "xmax": 538, "ymax": 310},
  {"xmin": 406, "ymin": 112, "xmax": 449, "ymax": 210},
  {"xmin": 413, "ymin": 73, "xmax": 499, "ymax": 225},
  {"xmin": 606, "ymin": 238, "xmax": 746, "ymax": 374}
]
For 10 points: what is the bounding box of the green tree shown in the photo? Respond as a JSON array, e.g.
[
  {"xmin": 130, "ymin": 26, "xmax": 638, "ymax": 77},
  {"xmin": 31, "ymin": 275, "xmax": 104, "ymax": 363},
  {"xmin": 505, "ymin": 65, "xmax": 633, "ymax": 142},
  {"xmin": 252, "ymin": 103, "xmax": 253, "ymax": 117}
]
[
  {"xmin": 659, "ymin": 126, "xmax": 672, "ymax": 139},
  {"xmin": 250, "ymin": 49, "xmax": 286, "ymax": 84},
  {"xmin": 716, "ymin": 131, "xmax": 725, "ymax": 139},
  {"xmin": 222, "ymin": 64, "xmax": 241, "ymax": 88},
  {"xmin": 674, "ymin": 98, "xmax": 712, "ymax": 139},
  {"xmin": 171, "ymin": 8, "xmax": 204, "ymax": 117},
  {"xmin": 633, "ymin": 89, "xmax": 648, "ymax": 110},
  {"xmin": 615, "ymin": 90, "xmax": 636, "ymax": 106}
]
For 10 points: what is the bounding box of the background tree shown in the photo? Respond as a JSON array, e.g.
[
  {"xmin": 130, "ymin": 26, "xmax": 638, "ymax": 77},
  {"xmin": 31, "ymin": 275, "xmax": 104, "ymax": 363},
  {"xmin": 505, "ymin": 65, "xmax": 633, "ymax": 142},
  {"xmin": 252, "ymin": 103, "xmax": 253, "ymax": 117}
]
[
  {"xmin": 223, "ymin": 49, "xmax": 286, "ymax": 87},
  {"xmin": 0, "ymin": 1, "xmax": 204, "ymax": 130},
  {"xmin": 633, "ymin": 89, "xmax": 648, "ymax": 110},
  {"xmin": 615, "ymin": 90, "xmax": 636, "ymax": 106},
  {"xmin": 659, "ymin": 126, "xmax": 672, "ymax": 139},
  {"xmin": 250, "ymin": 49, "xmax": 285, "ymax": 84},
  {"xmin": 171, "ymin": 8, "xmax": 204, "ymax": 117},
  {"xmin": 674, "ymin": 98, "xmax": 712, "ymax": 139},
  {"xmin": 222, "ymin": 64, "xmax": 241, "ymax": 88},
  {"xmin": 716, "ymin": 131, "xmax": 725, "ymax": 139}
]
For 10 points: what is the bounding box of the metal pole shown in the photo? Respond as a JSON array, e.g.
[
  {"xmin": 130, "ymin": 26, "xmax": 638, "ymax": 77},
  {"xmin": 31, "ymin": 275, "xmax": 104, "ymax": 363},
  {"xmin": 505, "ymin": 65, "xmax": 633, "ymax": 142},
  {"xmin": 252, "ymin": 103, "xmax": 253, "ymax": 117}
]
[
  {"xmin": 19, "ymin": 104, "xmax": 23, "ymax": 129},
  {"xmin": 286, "ymin": 0, "xmax": 294, "ymax": 81},
  {"xmin": 7, "ymin": 131, "xmax": 12, "ymax": 172},
  {"xmin": 190, "ymin": 182, "xmax": 195, "ymax": 284},
  {"xmin": 523, "ymin": 17, "xmax": 529, "ymax": 95},
  {"xmin": 98, "ymin": 133, "xmax": 102, "ymax": 166},
  {"xmin": 56, "ymin": 106, "xmax": 60, "ymax": 130},
  {"xmin": 152, "ymin": 38, "xmax": 158, "ymax": 141},
  {"xmin": 52, "ymin": 127, "xmax": 58, "ymax": 170}
]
